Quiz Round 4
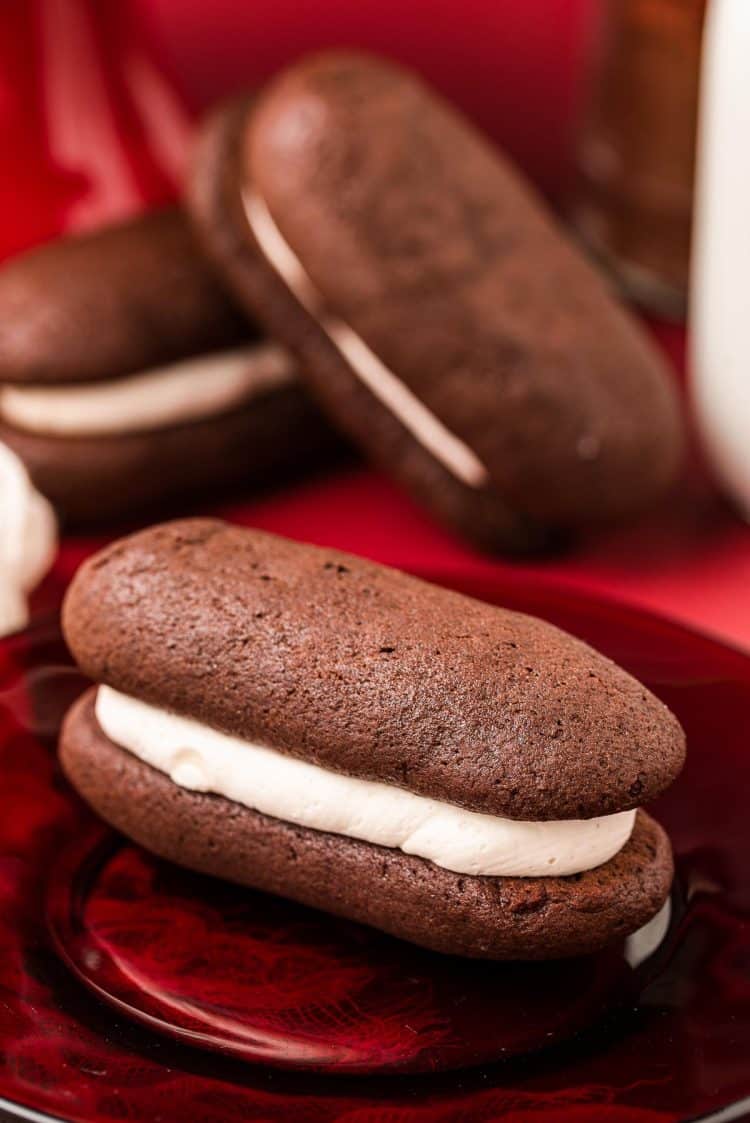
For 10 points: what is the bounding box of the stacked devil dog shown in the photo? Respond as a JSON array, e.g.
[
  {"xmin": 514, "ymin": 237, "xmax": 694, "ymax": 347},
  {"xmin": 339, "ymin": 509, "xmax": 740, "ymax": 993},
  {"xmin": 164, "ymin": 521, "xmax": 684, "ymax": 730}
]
[
  {"xmin": 61, "ymin": 519, "xmax": 684, "ymax": 959},
  {"xmin": 3, "ymin": 53, "xmax": 688, "ymax": 957}
]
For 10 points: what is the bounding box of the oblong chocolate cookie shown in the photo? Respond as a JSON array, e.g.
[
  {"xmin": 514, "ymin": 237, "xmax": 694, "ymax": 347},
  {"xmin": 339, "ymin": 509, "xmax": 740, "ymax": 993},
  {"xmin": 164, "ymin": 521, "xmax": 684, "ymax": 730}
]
[
  {"xmin": 60, "ymin": 520, "xmax": 684, "ymax": 958},
  {"xmin": 60, "ymin": 689, "xmax": 675, "ymax": 960},
  {"xmin": 187, "ymin": 53, "xmax": 685, "ymax": 553},
  {"xmin": 0, "ymin": 209, "xmax": 341, "ymax": 523},
  {"xmin": 62, "ymin": 519, "xmax": 685, "ymax": 821}
]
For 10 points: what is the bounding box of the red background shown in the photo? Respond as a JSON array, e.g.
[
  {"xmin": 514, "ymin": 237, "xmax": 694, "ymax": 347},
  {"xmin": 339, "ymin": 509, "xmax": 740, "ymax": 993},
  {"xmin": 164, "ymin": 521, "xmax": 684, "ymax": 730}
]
[{"xmin": 3, "ymin": 0, "xmax": 749, "ymax": 650}]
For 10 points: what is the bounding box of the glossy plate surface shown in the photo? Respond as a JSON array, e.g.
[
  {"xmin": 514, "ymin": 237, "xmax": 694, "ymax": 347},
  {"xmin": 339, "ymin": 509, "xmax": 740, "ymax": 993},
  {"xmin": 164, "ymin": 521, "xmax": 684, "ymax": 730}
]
[
  {"xmin": 1, "ymin": 573, "xmax": 750, "ymax": 1120},
  {"xmin": 44, "ymin": 829, "xmax": 676, "ymax": 1076}
]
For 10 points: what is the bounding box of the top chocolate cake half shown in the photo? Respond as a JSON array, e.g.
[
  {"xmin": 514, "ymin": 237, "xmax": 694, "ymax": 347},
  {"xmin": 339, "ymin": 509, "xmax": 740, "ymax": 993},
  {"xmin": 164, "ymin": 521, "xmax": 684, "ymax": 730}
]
[{"xmin": 187, "ymin": 51, "xmax": 686, "ymax": 554}]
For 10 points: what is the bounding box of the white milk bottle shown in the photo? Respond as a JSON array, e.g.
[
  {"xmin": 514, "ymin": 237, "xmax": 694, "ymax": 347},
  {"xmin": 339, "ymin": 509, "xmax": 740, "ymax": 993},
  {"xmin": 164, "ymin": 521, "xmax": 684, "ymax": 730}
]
[{"xmin": 691, "ymin": 0, "xmax": 750, "ymax": 517}]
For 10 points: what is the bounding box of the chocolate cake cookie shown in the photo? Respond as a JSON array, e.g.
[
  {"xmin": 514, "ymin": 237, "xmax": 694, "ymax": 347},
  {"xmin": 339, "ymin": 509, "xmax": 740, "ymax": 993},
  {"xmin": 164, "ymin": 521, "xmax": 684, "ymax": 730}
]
[
  {"xmin": 59, "ymin": 519, "xmax": 685, "ymax": 959},
  {"xmin": 187, "ymin": 53, "xmax": 685, "ymax": 553},
  {"xmin": 0, "ymin": 208, "xmax": 339, "ymax": 523}
]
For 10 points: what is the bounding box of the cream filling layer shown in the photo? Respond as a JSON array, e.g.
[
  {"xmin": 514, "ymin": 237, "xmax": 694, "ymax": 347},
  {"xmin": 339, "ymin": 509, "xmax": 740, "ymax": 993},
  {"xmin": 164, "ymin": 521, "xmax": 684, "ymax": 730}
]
[
  {"xmin": 0, "ymin": 442, "xmax": 57, "ymax": 636},
  {"xmin": 242, "ymin": 189, "xmax": 491, "ymax": 490},
  {"xmin": 95, "ymin": 685, "xmax": 636, "ymax": 878},
  {"xmin": 0, "ymin": 342, "xmax": 296, "ymax": 437}
]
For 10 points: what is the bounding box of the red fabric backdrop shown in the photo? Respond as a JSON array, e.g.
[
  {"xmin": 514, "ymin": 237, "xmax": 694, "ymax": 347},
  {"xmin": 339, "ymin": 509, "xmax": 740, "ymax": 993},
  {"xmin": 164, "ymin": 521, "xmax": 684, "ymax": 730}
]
[{"xmin": 2, "ymin": 0, "xmax": 749, "ymax": 650}]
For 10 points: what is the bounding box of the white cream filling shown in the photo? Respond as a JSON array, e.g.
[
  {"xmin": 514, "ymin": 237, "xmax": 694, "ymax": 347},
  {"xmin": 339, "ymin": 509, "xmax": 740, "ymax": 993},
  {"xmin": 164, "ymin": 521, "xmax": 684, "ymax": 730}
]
[
  {"xmin": 242, "ymin": 189, "xmax": 491, "ymax": 490},
  {"xmin": 0, "ymin": 342, "xmax": 296, "ymax": 438},
  {"xmin": 96, "ymin": 685, "xmax": 636, "ymax": 878},
  {"xmin": 624, "ymin": 898, "xmax": 672, "ymax": 968},
  {"xmin": 0, "ymin": 443, "xmax": 57, "ymax": 636}
]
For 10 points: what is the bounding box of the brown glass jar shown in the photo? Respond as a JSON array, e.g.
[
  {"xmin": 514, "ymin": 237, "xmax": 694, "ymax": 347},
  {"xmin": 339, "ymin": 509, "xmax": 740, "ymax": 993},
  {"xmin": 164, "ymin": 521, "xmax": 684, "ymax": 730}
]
[{"xmin": 571, "ymin": 0, "xmax": 705, "ymax": 319}]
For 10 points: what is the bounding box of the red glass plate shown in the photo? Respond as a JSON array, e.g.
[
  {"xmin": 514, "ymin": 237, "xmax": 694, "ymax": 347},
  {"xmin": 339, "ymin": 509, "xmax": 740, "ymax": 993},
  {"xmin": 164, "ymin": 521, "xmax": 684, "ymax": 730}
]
[
  {"xmin": 43, "ymin": 828, "xmax": 675, "ymax": 1076},
  {"xmin": 2, "ymin": 574, "xmax": 750, "ymax": 1120}
]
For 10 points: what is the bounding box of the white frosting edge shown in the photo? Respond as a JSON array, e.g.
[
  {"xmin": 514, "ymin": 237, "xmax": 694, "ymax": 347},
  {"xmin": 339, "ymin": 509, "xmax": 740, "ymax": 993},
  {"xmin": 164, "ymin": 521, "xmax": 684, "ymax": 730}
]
[
  {"xmin": 95, "ymin": 685, "xmax": 636, "ymax": 878},
  {"xmin": 242, "ymin": 189, "xmax": 491, "ymax": 490},
  {"xmin": 0, "ymin": 442, "xmax": 57, "ymax": 636},
  {"xmin": 0, "ymin": 342, "xmax": 296, "ymax": 437},
  {"xmin": 624, "ymin": 897, "xmax": 672, "ymax": 968}
]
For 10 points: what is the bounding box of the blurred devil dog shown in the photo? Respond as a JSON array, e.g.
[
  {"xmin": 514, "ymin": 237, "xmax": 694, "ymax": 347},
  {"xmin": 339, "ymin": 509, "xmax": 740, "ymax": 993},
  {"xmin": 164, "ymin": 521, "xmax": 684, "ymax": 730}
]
[
  {"xmin": 188, "ymin": 51, "xmax": 685, "ymax": 552},
  {"xmin": 0, "ymin": 209, "xmax": 340, "ymax": 524}
]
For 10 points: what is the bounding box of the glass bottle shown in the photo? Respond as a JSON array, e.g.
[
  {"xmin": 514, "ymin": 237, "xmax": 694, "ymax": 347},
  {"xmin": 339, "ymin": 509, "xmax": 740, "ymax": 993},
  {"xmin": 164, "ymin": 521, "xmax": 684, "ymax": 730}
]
[{"xmin": 571, "ymin": 0, "xmax": 706, "ymax": 319}]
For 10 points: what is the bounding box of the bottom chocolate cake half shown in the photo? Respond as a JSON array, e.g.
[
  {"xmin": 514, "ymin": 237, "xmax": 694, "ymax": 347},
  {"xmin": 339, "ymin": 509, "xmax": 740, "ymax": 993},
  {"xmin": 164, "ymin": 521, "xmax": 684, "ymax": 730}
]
[
  {"xmin": 61, "ymin": 690, "xmax": 674, "ymax": 960},
  {"xmin": 0, "ymin": 373, "xmax": 339, "ymax": 526}
]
